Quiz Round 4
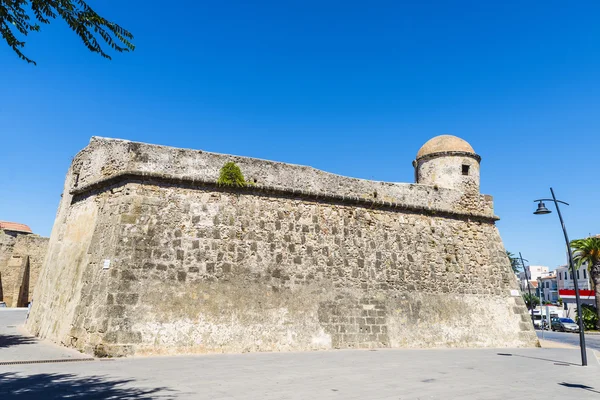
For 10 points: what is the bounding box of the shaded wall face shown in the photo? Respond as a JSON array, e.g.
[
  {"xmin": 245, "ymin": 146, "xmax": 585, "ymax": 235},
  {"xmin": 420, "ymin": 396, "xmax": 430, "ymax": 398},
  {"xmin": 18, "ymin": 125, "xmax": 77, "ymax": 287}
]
[
  {"xmin": 26, "ymin": 199, "xmax": 98, "ymax": 342},
  {"xmin": 47, "ymin": 182, "xmax": 535, "ymax": 357}
]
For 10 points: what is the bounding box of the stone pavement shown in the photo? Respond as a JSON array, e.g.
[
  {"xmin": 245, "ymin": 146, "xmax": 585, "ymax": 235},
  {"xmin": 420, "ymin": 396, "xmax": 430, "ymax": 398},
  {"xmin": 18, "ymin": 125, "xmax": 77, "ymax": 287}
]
[
  {"xmin": 1, "ymin": 309, "xmax": 600, "ymax": 399},
  {"xmin": 1, "ymin": 347, "xmax": 599, "ymax": 399}
]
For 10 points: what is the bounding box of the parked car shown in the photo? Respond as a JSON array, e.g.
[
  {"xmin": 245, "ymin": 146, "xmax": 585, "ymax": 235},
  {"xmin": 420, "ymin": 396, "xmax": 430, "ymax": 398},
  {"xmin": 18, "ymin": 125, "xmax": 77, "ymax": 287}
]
[
  {"xmin": 0, "ymin": 302, "xmax": 6, "ymax": 308},
  {"xmin": 551, "ymin": 318, "xmax": 579, "ymax": 333}
]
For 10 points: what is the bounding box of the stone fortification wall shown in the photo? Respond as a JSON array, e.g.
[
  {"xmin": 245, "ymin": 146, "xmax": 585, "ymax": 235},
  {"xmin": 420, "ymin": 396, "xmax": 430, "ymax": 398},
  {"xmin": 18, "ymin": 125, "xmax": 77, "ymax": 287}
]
[
  {"xmin": 0, "ymin": 231, "xmax": 49, "ymax": 306},
  {"xmin": 12, "ymin": 234, "xmax": 50, "ymax": 305},
  {"xmin": 26, "ymin": 137, "xmax": 536, "ymax": 356},
  {"xmin": 0, "ymin": 231, "xmax": 16, "ymax": 302},
  {"xmin": 69, "ymin": 137, "xmax": 495, "ymax": 219}
]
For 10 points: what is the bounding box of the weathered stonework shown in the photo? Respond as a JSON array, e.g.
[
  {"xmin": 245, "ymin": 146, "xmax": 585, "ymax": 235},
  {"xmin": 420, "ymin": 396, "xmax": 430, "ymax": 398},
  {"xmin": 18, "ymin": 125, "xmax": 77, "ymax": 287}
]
[
  {"xmin": 0, "ymin": 230, "xmax": 49, "ymax": 307},
  {"xmin": 26, "ymin": 136, "xmax": 537, "ymax": 356}
]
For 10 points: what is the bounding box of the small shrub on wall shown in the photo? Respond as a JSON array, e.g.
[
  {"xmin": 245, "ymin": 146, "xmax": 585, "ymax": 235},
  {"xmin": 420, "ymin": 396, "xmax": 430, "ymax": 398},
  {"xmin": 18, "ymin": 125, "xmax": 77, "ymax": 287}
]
[{"xmin": 217, "ymin": 162, "xmax": 247, "ymax": 187}]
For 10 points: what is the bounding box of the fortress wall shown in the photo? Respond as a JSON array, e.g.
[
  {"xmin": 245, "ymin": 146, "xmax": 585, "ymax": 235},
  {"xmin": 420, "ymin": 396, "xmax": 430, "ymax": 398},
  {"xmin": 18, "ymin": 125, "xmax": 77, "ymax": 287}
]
[
  {"xmin": 70, "ymin": 137, "xmax": 495, "ymax": 218},
  {"xmin": 29, "ymin": 181, "xmax": 535, "ymax": 357},
  {"xmin": 26, "ymin": 137, "xmax": 537, "ymax": 357}
]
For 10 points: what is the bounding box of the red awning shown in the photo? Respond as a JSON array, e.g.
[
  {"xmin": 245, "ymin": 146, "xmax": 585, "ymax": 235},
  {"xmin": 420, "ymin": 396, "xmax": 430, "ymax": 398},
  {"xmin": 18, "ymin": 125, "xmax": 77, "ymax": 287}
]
[{"xmin": 558, "ymin": 289, "xmax": 595, "ymax": 299}]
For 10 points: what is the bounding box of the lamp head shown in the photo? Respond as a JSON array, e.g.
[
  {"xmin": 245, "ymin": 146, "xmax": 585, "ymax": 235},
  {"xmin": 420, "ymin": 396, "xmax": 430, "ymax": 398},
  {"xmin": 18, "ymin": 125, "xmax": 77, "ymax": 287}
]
[{"xmin": 534, "ymin": 201, "xmax": 551, "ymax": 215}]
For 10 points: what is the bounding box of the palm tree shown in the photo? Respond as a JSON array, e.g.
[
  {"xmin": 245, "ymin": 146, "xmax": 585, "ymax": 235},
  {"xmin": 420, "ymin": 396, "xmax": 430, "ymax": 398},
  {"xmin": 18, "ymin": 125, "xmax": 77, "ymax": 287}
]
[
  {"xmin": 506, "ymin": 251, "xmax": 520, "ymax": 274},
  {"xmin": 571, "ymin": 236, "xmax": 600, "ymax": 329}
]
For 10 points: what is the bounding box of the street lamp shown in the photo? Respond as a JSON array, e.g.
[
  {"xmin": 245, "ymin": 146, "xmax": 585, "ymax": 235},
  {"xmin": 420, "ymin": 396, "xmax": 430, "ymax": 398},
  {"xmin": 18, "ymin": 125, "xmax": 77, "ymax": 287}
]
[
  {"xmin": 518, "ymin": 253, "xmax": 535, "ymax": 327},
  {"xmin": 533, "ymin": 187, "xmax": 587, "ymax": 366}
]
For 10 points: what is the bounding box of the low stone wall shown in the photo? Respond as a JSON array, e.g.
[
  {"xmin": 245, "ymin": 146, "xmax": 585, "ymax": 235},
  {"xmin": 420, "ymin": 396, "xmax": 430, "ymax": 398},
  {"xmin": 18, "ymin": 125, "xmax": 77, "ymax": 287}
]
[
  {"xmin": 0, "ymin": 231, "xmax": 16, "ymax": 303},
  {"xmin": 12, "ymin": 234, "xmax": 50, "ymax": 305},
  {"xmin": 0, "ymin": 231, "xmax": 49, "ymax": 306}
]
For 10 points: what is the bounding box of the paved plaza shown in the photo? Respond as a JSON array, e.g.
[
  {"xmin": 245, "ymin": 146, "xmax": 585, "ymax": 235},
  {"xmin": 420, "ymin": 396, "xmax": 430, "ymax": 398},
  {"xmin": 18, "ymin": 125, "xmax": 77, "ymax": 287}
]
[{"xmin": 1, "ymin": 309, "xmax": 599, "ymax": 399}]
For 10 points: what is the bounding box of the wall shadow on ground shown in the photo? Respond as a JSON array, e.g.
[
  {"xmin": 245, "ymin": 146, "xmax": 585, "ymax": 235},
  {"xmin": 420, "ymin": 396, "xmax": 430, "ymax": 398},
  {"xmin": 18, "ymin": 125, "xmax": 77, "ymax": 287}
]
[
  {"xmin": 0, "ymin": 335, "xmax": 37, "ymax": 349},
  {"xmin": 0, "ymin": 372, "xmax": 175, "ymax": 399}
]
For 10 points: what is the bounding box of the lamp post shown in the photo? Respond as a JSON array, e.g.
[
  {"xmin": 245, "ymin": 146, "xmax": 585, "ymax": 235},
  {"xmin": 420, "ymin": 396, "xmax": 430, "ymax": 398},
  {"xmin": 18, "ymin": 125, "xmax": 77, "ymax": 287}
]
[
  {"xmin": 538, "ymin": 276, "xmax": 544, "ymax": 338},
  {"xmin": 533, "ymin": 187, "xmax": 587, "ymax": 366},
  {"xmin": 519, "ymin": 252, "xmax": 535, "ymax": 327}
]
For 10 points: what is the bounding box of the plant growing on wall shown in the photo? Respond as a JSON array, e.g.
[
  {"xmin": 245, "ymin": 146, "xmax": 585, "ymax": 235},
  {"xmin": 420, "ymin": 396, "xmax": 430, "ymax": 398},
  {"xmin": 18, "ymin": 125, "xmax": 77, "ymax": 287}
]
[{"xmin": 217, "ymin": 162, "xmax": 247, "ymax": 187}]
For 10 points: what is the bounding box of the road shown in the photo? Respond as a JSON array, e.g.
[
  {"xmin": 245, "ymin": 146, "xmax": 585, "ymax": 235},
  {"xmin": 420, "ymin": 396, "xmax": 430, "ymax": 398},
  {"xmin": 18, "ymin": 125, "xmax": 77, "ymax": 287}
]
[{"xmin": 536, "ymin": 330, "xmax": 600, "ymax": 351}]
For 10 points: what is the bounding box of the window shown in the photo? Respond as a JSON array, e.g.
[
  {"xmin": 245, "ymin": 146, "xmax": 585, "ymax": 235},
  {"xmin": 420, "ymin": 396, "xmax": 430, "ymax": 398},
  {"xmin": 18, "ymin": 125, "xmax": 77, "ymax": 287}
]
[
  {"xmin": 577, "ymin": 270, "xmax": 580, "ymax": 279},
  {"xmin": 462, "ymin": 164, "xmax": 470, "ymax": 176},
  {"xmin": 584, "ymin": 269, "xmax": 587, "ymax": 279}
]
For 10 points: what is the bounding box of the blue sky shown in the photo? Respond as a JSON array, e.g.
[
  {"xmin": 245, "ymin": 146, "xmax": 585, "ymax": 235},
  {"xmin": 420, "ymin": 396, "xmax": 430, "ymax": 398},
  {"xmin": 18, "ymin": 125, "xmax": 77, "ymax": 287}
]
[{"xmin": 1, "ymin": 1, "xmax": 599, "ymax": 269}]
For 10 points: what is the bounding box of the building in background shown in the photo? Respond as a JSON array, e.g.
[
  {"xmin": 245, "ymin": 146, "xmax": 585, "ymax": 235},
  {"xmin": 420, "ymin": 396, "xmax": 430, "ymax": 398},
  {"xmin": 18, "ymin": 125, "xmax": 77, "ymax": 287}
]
[
  {"xmin": 556, "ymin": 264, "xmax": 591, "ymax": 291},
  {"xmin": 518, "ymin": 265, "xmax": 549, "ymax": 293},
  {"xmin": 556, "ymin": 263, "xmax": 595, "ymax": 319},
  {"xmin": 538, "ymin": 272, "xmax": 558, "ymax": 304}
]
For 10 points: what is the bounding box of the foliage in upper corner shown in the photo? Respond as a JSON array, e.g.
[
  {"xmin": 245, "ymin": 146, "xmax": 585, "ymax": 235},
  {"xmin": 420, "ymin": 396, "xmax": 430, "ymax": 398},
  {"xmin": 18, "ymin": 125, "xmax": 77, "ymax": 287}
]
[
  {"xmin": 0, "ymin": 0, "xmax": 135, "ymax": 65},
  {"xmin": 217, "ymin": 162, "xmax": 247, "ymax": 187}
]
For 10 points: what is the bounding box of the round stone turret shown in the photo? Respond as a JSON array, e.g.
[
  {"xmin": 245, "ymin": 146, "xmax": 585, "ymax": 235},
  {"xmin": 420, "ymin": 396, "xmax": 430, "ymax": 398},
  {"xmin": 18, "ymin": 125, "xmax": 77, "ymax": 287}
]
[{"xmin": 414, "ymin": 135, "xmax": 481, "ymax": 194}]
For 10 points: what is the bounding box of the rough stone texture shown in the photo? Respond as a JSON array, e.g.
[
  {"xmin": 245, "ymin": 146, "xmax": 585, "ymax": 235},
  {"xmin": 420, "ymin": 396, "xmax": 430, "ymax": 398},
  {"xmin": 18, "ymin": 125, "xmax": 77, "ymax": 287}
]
[
  {"xmin": 0, "ymin": 231, "xmax": 48, "ymax": 306},
  {"xmin": 26, "ymin": 137, "xmax": 537, "ymax": 357},
  {"xmin": 416, "ymin": 153, "xmax": 481, "ymax": 194}
]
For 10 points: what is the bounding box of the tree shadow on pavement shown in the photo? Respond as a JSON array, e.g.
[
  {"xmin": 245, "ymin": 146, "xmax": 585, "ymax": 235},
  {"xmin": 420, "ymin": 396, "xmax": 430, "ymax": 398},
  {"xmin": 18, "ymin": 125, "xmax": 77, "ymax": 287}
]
[
  {"xmin": 558, "ymin": 382, "xmax": 600, "ymax": 394},
  {"xmin": 0, "ymin": 372, "xmax": 176, "ymax": 399},
  {"xmin": 0, "ymin": 335, "xmax": 37, "ymax": 349}
]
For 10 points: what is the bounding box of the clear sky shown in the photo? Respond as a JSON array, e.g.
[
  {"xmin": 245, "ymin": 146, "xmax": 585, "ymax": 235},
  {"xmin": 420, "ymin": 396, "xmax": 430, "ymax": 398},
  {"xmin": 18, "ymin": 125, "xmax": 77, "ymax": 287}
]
[{"xmin": 1, "ymin": 1, "xmax": 599, "ymax": 269}]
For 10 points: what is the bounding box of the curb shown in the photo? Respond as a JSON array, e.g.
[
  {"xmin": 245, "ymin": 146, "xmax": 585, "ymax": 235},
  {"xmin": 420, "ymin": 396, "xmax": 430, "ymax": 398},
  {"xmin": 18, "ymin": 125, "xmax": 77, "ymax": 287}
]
[{"xmin": 0, "ymin": 358, "xmax": 95, "ymax": 366}]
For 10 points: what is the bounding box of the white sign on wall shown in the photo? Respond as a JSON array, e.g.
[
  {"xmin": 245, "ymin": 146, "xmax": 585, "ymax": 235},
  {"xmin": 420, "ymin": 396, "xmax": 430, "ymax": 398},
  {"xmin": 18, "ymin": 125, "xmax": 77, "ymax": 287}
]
[
  {"xmin": 510, "ymin": 289, "xmax": 520, "ymax": 297},
  {"xmin": 103, "ymin": 259, "xmax": 111, "ymax": 270}
]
